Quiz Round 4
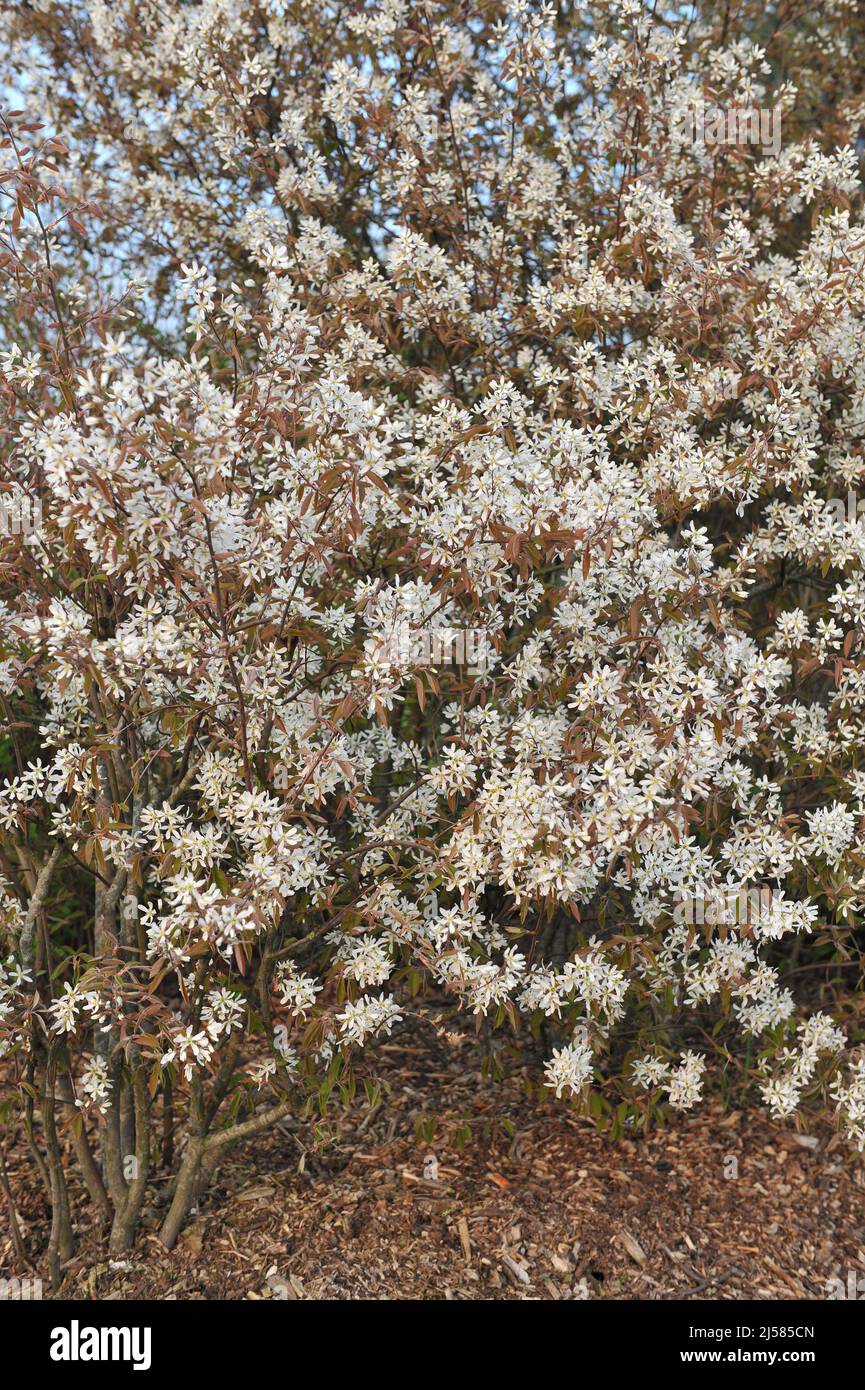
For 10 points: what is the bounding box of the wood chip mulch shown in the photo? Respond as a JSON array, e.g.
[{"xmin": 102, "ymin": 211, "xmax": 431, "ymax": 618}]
[{"xmin": 3, "ymin": 1030, "xmax": 865, "ymax": 1300}]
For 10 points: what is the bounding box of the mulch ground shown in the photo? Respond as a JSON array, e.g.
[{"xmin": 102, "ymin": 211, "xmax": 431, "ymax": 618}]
[{"xmin": 3, "ymin": 1029, "xmax": 865, "ymax": 1300}]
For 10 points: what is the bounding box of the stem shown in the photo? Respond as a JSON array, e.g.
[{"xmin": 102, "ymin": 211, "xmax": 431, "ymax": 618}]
[
  {"xmin": 43, "ymin": 1053, "xmax": 74, "ymax": 1285},
  {"xmin": 0, "ymin": 1149, "xmax": 29, "ymax": 1267},
  {"xmin": 58, "ymin": 1071, "xmax": 112, "ymax": 1225},
  {"xmin": 109, "ymin": 1064, "xmax": 151, "ymax": 1254},
  {"xmin": 158, "ymin": 1138, "xmax": 203, "ymax": 1251},
  {"xmin": 158, "ymin": 1097, "xmax": 295, "ymax": 1249},
  {"xmin": 18, "ymin": 844, "xmax": 61, "ymax": 982}
]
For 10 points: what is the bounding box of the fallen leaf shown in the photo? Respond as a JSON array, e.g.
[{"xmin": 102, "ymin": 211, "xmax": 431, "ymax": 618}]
[{"xmin": 181, "ymin": 1224, "xmax": 203, "ymax": 1257}]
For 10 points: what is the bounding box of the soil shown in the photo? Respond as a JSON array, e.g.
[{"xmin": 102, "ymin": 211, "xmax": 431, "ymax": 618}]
[{"xmin": 3, "ymin": 1029, "xmax": 864, "ymax": 1301}]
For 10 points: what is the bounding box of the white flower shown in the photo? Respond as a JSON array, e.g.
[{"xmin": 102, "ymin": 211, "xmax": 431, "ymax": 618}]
[
  {"xmin": 77, "ymin": 1056, "xmax": 111, "ymax": 1115},
  {"xmin": 666, "ymin": 1052, "xmax": 706, "ymax": 1111},
  {"xmin": 545, "ymin": 1039, "xmax": 594, "ymax": 1098},
  {"xmin": 337, "ymin": 996, "xmax": 402, "ymax": 1046},
  {"xmin": 161, "ymin": 1027, "xmax": 215, "ymax": 1081},
  {"xmin": 275, "ymin": 962, "xmax": 322, "ymax": 1019},
  {"xmin": 633, "ymin": 1056, "xmax": 670, "ymax": 1089}
]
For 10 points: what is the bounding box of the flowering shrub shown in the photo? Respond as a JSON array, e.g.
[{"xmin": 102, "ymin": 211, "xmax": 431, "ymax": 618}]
[{"xmin": 1, "ymin": 0, "xmax": 865, "ymax": 1266}]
